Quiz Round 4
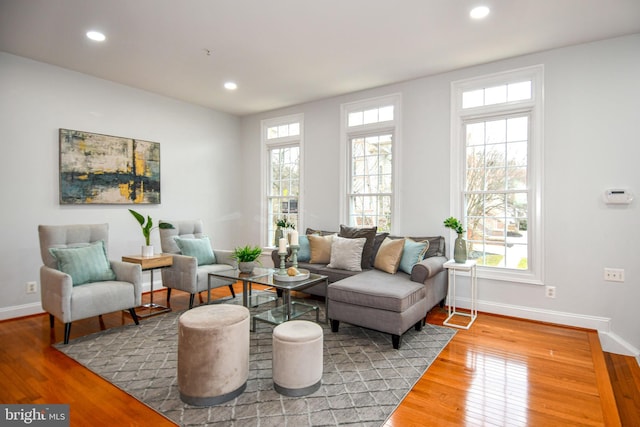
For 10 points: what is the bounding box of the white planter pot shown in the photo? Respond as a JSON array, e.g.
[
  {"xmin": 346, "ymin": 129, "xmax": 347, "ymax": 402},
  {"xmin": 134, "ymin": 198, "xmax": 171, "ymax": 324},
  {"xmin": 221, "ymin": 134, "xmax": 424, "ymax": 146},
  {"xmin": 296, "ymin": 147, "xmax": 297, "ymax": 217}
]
[
  {"xmin": 238, "ymin": 261, "xmax": 255, "ymax": 274},
  {"xmin": 141, "ymin": 245, "xmax": 154, "ymax": 257}
]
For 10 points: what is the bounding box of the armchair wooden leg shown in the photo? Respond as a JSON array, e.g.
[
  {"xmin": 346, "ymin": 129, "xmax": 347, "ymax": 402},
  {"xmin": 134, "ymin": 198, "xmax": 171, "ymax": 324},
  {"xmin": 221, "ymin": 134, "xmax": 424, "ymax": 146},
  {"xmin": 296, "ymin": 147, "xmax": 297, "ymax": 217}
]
[
  {"xmin": 228, "ymin": 284, "xmax": 236, "ymax": 298},
  {"xmin": 49, "ymin": 314, "xmax": 54, "ymax": 329},
  {"xmin": 330, "ymin": 319, "xmax": 340, "ymax": 332},
  {"xmin": 129, "ymin": 308, "xmax": 140, "ymax": 325},
  {"xmin": 63, "ymin": 323, "xmax": 72, "ymax": 345},
  {"xmin": 166, "ymin": 288, "xmax": 172, "ymax": 305},
  {"xmin": 415, "ymin": 320, "xmax": 423, "ymax": 331},
  {"xmin": 189, "ymin": 294, "xmax": 195, "ymax": 309}
]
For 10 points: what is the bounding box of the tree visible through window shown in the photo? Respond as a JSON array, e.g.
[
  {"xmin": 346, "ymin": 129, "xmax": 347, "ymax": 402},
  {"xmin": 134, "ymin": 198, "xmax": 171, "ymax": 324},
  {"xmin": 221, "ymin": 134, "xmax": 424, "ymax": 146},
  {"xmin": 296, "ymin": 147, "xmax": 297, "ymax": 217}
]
[
  {"xmin": 349, "ymin": 134, "xmax": 392, "ymax": 231},
  {"xmin": 452, "ymin": 65, "xmax": 543, "ymax": 283},
  {"xmin": 342, "ymin": 95, "xmax": 400, "ymax": 233},
  {"xmin": 465, "ymin": 115, "xmax": 529, "ymax": 269},
  {"xmin": 267, "ymin": 145, "xmax": 299, "ymax": 244},
  {"xmin": 263, "ymin": 115, "xmax": 302, "ymax": 247}
]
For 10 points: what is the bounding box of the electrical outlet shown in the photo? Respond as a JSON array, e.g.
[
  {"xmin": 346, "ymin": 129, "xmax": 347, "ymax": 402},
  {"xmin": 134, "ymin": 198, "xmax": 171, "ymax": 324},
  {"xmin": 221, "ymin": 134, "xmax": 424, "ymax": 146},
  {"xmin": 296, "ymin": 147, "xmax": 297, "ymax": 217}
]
[
  {"xmin": 545, "ymin": 285, "xmax": 556, "ymax": 298},
  {"xmin": 604, "ymin": 268, "xmax": 624, "ymax": 282},
  {"xmin": 26, "ymin": 281, "xmax": 37, "ymax": 294}
]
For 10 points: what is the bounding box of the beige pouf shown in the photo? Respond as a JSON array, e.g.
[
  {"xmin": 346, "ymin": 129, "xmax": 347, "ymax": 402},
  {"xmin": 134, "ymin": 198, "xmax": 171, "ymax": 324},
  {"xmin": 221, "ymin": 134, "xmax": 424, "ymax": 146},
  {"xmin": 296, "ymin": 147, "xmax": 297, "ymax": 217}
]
[
  {"xmin": 178, "ymin": 304, "xmax": 250, "ymax": 406},
  {"xmin": 272, "ymin": 320, "xmax": 323, "ymax": 396}
]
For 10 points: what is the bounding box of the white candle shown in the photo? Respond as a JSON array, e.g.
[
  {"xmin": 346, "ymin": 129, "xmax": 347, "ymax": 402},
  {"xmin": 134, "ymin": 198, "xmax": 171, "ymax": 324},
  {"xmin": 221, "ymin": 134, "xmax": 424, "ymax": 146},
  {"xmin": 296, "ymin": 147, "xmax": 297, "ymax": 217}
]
[
  {"xmin": 290, "ymin": 230, "xmax": 299, "ymax": 246},
  {"xmin": 279, "ymin": 238, "xmax": 287, "ymax": 253}
]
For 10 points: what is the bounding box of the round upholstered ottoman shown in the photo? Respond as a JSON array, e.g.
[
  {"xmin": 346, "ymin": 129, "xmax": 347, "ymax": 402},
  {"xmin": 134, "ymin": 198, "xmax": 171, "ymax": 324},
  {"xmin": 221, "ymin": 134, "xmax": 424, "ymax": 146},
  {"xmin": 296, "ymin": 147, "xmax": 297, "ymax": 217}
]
[
  {"xmin": 272, "ymin": 320, "xmax": 323, "ymax": 396},
  {"xmin": 178, "ymin": 304, "xmax": 250, "ymax": 406}
]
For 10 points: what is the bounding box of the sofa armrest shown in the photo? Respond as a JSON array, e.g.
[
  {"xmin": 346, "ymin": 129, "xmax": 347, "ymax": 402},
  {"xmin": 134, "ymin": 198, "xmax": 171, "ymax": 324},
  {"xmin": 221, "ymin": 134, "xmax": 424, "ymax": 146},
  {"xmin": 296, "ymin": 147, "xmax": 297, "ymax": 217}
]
[
  {"xmin": 40, "ymin": 265, "xmax": 73, "ymax": 321},
  {"xmin": 213, "ymin": 249, "xmax": 237, "ymax": 267},
  {"xmin": 410, "ymin": 256, "xmax": 447, "ymax": 284},
  {"xmin": 161, "ymin": 254, "xmax": 198, "ymax": 292},
  {"xmin": 111, "ymin": 260, "xmax": 143, "ymax": 305}
]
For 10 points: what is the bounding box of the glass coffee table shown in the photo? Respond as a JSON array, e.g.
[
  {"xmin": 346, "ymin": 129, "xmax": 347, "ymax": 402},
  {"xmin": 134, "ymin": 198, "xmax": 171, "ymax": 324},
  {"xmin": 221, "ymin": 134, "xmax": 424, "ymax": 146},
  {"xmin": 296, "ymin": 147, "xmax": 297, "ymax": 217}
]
[
  {"xmin": 249, "ymin": 269, "xmax": 329, "ymax": 331},
  {"xmin": 207, "ymin": 267, "xmax": 277, "ymax": 308},
  {"xmin": 208, "ymin": 267, "xmax": 328, "ymax": 331}
]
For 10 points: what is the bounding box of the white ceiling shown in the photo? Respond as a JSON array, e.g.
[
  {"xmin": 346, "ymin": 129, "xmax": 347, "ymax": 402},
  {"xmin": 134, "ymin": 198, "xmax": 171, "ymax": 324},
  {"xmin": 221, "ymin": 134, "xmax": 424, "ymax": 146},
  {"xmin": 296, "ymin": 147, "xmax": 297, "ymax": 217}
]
[{"xmin": 1, "ymin": 0, "xmax": 639, "ymax": 116}]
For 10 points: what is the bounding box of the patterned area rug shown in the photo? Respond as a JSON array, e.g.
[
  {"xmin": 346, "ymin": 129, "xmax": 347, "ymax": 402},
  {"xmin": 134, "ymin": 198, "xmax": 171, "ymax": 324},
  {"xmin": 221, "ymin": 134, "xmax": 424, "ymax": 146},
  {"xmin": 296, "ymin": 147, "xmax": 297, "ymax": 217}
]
[{"xmin": 55, "ymin": 295, "xmax": 455, "ymax": 426}]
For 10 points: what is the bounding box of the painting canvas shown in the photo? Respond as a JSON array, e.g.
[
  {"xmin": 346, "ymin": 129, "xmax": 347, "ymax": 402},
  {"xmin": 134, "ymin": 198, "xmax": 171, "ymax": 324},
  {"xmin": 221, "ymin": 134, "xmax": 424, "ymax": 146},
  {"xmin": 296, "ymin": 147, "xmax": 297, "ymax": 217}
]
[{"xmin": 59, "ymin": 129, "xmax": 160, "ymax": 204}]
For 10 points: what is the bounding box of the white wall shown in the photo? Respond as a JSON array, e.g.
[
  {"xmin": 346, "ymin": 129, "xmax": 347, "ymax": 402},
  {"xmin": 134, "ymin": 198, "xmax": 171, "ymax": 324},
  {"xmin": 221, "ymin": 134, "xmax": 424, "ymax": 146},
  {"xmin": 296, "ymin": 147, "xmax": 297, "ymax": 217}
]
[
  {"xmin": 0, "ymin": 52, "xmax": 242, "ymax": 319},
  {"xmin": 240, "ymin": 34, "xmax": 640, "ymax": 356}
]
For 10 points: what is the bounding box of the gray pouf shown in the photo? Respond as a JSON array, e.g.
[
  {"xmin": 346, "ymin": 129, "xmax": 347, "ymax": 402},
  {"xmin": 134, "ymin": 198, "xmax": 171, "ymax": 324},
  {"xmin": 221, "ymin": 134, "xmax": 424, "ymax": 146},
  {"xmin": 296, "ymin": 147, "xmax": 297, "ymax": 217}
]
[
  {"xmin": 272, "ymin": 320, "xmax": 323, "ymax": 396},
  {"xmin": 178, "ymin": 304, "xmax": 250, "ymax": 406}
]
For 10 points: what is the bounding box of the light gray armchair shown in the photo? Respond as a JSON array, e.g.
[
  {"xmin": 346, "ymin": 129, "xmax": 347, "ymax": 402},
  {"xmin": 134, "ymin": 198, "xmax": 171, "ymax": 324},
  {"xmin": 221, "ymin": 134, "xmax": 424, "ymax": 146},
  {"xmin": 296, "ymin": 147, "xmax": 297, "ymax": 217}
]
[
  {"xmin": 159, "ymin": 219, "xmax": 237, "ymax": 309},
  {"xmin": 38, "ymin": 223, "xmax": 143, "ymax": 344}
]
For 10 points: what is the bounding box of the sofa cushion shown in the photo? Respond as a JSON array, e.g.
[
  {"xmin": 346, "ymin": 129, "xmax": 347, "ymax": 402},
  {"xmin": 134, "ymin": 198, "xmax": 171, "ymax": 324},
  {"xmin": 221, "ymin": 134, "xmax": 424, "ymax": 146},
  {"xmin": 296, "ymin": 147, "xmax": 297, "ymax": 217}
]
[
  {"xmin": 327, "ymin": 236, "xmax": 366, "ymax": 272},
  {"xmin": 398, "ymin": 238, "xmax": 429, "ymax": 274},
  {"xmin": 308, "ymin": 234, "xmax": 334, "ymax": 263},
  {"xmin": 306, "ymin": 227, "xmax": 336, "ymax": 236},
  {"xmin": 339, "ymin": 225, "xmax": 377, "ymax": 269},
  {"xmin": 374, "ymin": 237, "xmax": 405, "ymax": 274},
  {"xmin": 328, "ymin": 269, "xmax": 425, "ymax": 313},
  {"xmin": 49, "ymin": 240, "xmax": 116, "ymax": 286},
  {"xmin": 369, "ymin": 232, "xmax": 390, "ymax": 265},
  {"xmin": 296, "ymin": 235, "xmax": 311, "ymax": 262},
  {"xmin": 174, "ymin": 236, "xmax": 216, "ymax": 266},
  {"xmin": 389, "ymin": 235, "xmax": 444, "ymax": 259}
]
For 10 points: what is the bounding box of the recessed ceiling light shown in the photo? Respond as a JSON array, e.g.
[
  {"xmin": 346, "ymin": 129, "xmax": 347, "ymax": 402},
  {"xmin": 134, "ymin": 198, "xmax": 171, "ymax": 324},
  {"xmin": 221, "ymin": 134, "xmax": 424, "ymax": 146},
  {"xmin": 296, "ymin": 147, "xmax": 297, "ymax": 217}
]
[
  {"xmin": 470, "ymin": 6, "xmax": 490, "ymax": 19},
  {"xmin": 86, "ymin": 31, "xmax": 106, "ymax": 42},
  {"xmin": 224, "ymin": 82, "xmax": 238, "ymax": 90}
]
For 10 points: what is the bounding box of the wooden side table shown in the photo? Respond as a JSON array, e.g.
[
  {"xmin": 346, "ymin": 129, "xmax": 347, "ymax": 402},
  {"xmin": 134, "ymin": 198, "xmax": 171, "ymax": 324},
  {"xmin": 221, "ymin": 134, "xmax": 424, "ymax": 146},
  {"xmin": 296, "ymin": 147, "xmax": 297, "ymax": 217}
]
[
  {"xmin": 443, "ymin": 259, "xmax": 478, "ymax": 329},
  {"xmin": 122, "ymin": 253, "xmax": 173, "ymax": 318}
]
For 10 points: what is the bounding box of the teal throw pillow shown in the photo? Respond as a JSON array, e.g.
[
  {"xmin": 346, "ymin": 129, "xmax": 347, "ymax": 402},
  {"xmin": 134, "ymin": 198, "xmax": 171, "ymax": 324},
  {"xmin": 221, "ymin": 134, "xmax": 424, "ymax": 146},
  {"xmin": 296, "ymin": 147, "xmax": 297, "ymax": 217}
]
[
  {"xmin": 297, "ymin": 235, "xmax": 310, "ymax": 262},
  {"xmin": 398, "ymin": 238, "xmax": 430, "ymax": 275},
  {"xmin": 174, "ymin": 236, "xmax": 216, "ymax": 266},
  {"xmin": 49, "ymin": 240, "xmax": 116, "ymax": 286}
]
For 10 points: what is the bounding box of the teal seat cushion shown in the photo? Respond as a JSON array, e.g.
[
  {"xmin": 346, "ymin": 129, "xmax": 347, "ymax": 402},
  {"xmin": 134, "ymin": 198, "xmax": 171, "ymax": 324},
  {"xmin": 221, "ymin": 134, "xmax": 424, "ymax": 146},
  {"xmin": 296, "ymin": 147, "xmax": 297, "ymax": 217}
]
[
  {"xmin": 174, "ymin": 236, "xmax": 216, "ymax": 265},
  {"xmin": 398, "ymin": 238, "xmax": 430, "ymax": 275},
  {"xmin": 49, "ymin": 240, "xmax": 116, "ymax": 286}
]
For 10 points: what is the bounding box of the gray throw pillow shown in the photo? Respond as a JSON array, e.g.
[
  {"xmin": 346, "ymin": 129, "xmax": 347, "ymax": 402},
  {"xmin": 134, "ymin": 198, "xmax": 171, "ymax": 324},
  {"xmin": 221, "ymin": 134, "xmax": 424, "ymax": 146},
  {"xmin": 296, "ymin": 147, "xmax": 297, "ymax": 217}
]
[
  {"xmin": 339, "ymin": 225, "xmax": 377, "ymax": 269},
  {"xmin": 327, "ymin": 236, "xmax": 366, "ymax": 272}
]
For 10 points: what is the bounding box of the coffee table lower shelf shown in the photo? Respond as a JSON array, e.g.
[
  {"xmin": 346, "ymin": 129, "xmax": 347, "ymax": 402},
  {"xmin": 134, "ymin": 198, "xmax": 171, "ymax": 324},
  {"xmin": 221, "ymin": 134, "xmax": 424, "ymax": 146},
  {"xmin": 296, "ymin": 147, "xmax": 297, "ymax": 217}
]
[{"xmin": 252, "ymin": 300, "xmax": 319, "ymax": 331}]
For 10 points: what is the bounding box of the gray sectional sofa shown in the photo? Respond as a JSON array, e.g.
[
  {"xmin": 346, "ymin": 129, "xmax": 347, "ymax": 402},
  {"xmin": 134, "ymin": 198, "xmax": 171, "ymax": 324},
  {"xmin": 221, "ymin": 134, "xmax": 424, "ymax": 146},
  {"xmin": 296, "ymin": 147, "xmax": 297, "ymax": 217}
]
[{"xmin": 271, "ymin": 227, "xmax": 448, "ymax": 348}]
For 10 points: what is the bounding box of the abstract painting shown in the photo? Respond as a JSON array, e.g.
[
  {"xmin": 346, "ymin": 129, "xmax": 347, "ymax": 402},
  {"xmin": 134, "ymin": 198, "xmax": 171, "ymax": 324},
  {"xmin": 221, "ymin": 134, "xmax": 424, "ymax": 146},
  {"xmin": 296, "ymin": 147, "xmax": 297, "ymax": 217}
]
[{"xmin": 59, "ymin": 129, "xmax": 160, "ymax": 204}]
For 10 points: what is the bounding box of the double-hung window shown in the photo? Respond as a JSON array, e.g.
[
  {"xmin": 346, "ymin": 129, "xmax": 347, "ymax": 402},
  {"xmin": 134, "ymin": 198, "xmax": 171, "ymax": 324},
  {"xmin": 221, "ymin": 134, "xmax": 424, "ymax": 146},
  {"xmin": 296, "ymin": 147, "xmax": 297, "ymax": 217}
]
[
  {"xmin": 341, "ymin": 94, "xmax": 401, "ymax": 232},
  {"xmin": 451, "ymin": 66, "xmax": 544, "ymax": 284},
  {"xmin": 262, "ymin": 114, "xmax": 303, "ymax": 247}
]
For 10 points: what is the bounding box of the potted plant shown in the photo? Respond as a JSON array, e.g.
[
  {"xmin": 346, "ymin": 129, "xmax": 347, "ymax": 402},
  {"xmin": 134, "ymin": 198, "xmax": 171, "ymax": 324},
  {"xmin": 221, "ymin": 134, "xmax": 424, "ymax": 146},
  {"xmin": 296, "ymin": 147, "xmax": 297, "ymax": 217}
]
[
  {"xmin": 128, "ymin": 209, "xmax": 174, "ymax": 256},
  {"xmin": 274, "ymin": 218, "xmax": 296, "ymax": 246},
  {"xmin": 231, "ymin": 244, "xmax": 263, "ymax": 273},
  {"xmin": 443, "ymin": 216, "xmax": 467, "ymax": 263}
]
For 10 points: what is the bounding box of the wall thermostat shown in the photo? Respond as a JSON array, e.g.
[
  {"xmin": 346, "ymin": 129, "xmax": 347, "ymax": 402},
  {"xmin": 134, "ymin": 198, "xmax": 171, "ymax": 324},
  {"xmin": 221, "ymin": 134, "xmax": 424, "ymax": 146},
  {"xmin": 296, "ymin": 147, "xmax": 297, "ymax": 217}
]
[{"xmin": 603, "ymin": 189, "xmax": 633, "ymax": 205}]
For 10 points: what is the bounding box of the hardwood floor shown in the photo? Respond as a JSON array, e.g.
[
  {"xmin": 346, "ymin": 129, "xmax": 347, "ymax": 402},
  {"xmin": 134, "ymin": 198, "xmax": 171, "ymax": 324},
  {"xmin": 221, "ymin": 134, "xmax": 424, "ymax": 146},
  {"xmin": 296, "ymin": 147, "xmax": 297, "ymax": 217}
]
[{"xmin": 1, "ymin": 287, "xmax": 637, "ymax": 426}]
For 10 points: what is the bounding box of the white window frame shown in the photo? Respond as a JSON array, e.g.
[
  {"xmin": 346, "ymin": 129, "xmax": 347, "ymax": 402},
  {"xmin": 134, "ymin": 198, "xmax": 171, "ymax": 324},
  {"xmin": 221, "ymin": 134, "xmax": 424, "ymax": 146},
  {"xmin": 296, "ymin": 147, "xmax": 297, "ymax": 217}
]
[
  {"xmin": 261, "ymin": 113, "xmax": 304, "ymax": 248},
  {"xmin": 450, "ymin": 65, "xmax": 544, "ymax": 284},
  {"xmin": 340, "ymin": 94, "xmax": 402, "ymax": 232}
]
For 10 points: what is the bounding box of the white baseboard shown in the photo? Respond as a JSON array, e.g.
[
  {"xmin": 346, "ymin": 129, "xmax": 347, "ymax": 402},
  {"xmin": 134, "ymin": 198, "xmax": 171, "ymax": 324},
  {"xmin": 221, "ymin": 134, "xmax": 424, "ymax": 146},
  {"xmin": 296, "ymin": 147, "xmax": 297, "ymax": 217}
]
[
  {"xmin": 454, "ymin": 296, "xmax": 639, "ymax": 358},
  {"xmin": 598, "ymin": 331, "xmax": 640, "ymax": 358},
  {"xmin": 0, "ymin": 302, "xmax": 44, "ymax": 321}
]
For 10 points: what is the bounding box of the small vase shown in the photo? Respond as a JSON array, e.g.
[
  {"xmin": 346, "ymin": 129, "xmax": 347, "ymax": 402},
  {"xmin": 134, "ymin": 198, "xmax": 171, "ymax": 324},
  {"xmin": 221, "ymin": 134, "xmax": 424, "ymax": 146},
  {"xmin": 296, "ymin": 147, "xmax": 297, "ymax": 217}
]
[
  {"xmin": 141, "ymin": 245, "xmax": 154, "ymax": 257},
  {"xmin": 453, "ymin": 234, "xmax": 467, "ymax": 263},
  {"xmin": 274, "ymin": 227, "xmax": 284, "ymax": 247},
  {"xmin": 238, "ymin": 261, "xmax": 255, "ymax": 274}
]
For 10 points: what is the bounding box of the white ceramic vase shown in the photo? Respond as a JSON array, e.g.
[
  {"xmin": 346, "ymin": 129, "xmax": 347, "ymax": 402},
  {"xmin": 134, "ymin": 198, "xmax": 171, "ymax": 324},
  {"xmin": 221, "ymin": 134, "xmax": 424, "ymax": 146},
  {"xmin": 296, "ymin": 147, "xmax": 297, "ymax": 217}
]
[{"xmin": 141, "ymin": 245, "xmax": 154, "ymax": 257}]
